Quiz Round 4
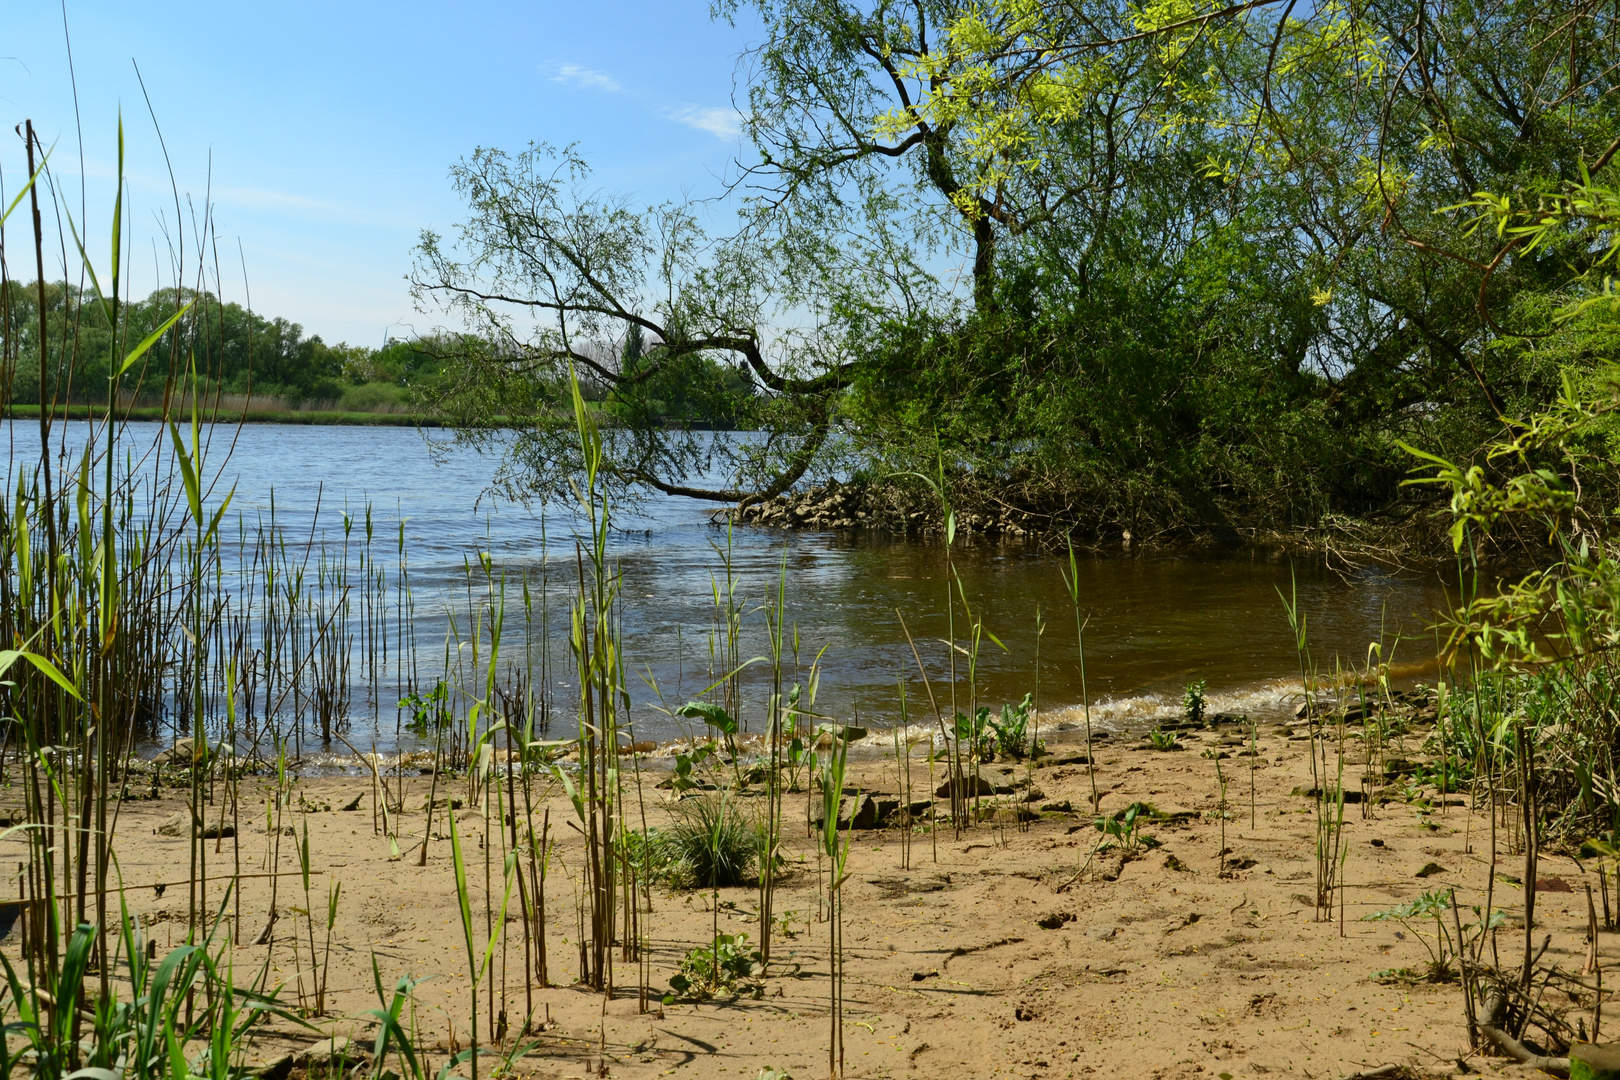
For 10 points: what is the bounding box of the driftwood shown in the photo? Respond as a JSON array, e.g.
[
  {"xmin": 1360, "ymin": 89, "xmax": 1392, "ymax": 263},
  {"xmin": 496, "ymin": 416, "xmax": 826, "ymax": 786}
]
[{"xmin": 1480, "ymin": 1023, "xmax": 1571, "ymax": 1076}]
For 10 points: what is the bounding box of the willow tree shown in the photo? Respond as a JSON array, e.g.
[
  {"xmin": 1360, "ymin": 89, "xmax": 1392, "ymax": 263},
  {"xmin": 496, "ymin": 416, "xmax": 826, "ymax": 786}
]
[
  {"xmin": 410, "ymin": 144, "xmax": 900, "ymax": 506},
  {"xmin": 866, "ymin": 0, "xmax": 1620, "ymax": 415},
  {"xmin": 717, "ymin": 0, "xmax": 1113, "ymax": 312},
  {"xmin": 805, "ymin": 0, "xmax": 1620, "ymax": 535}
]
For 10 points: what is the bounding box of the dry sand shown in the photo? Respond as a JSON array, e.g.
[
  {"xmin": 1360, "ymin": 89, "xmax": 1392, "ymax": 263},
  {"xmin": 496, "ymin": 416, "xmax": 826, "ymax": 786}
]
[{"xmin": 2, "ymin": 720, "xmax": 1587, "ymax": 1080}]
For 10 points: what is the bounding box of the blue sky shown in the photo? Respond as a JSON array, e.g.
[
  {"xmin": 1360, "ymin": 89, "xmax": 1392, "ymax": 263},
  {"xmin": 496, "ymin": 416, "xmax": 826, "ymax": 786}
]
[{"xmin": 3, "ymin": 1, "xmax": 761, "ymax": 345}]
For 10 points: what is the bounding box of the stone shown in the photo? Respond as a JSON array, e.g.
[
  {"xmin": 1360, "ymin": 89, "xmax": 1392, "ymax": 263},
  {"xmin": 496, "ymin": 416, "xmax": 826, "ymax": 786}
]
[
  {"xmin": 936, "ymin": 772, "xmax": 994, "ymax": 799},
  {"xmin": 869, "ymin": 797, "xmax": 933, "ymax": 827},
  {"xmin": 934, "ymin": 769, "xmax": 1017, "ymax": 798},
  {"xmin": 1036, "ymin": 911, "xmax": 1074, "ymax": 930},
  {"xmin": 1291, "ymin": 785, "xmax": 1364, "ymax": 804},
  {"xmin": 973, "ymin": 803, "xmax": 1038, "ymax": 825},
  {"xmin": 253, "ymin": 1053, "xmax": 294, "ymax": 1080},
  {"xmin": 1572, "ymin": 1042, "xmax": 1620, "ymax": 1080},
  {"xmin": 810, "ymin": 793, "xmax": 879, "ymax": 831},
  {"xmin": 152, "ymin": 738, "xmax": 200, "ymax": 767},
  {"xmin": 155, "ymin": 813, "xmax": 234, "ymax": 839},
  {"xmin": 296, "ymin": 1037, "xmax": 365, "ymax": 1071}
]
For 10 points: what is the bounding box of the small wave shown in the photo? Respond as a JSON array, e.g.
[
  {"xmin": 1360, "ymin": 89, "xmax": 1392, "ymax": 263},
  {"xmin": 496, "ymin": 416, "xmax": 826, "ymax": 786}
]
[{"xmin": 1042, "ymin": 677, "xmax": 1307, "ymax": 731}]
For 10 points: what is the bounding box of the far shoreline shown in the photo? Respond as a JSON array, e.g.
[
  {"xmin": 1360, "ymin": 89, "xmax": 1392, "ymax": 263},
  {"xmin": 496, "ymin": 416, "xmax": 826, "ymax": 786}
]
[{"xmin": 4, "ymin": 403, "xmax": 442, "ymax": 427}]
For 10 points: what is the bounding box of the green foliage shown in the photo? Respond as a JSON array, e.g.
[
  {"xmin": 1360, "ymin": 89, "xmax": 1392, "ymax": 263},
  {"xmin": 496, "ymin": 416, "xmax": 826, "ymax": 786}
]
[
  {"xmin": 619, "ymin": 827, "xmax": 683, "ymax": 889},
  {"xmin": 1147, "ymin": 727, "xmax": 1180, "ymax": 752},
  {"xmin": 399, "ymin": 680, "xmax": 451, "ymax": 737},
  {"xmin": 402, "ymin": 0, "xmax": 1620, "ymax": 539},
  {"xmin": 0, "ymin": 283, "xmax": 440, "ymax": 407},
  {"xmin": 666, "ymin": 933, "xmax": 762, "ymax": 1000},
  {"xmin": 677, "ymin": 701, "xmax": 738, "ymax": 736},
  {"xmin": 410, "ymin": 144, "xmax": 837, "ymax": 508},
  {"xmin": 0, "ymin": 902, "xmax": 306, "ymax": 1080},
  {"xmin": 663, "ymin": 795, "xmax": 760, "ymax": 889},
  {"xmin": 1093, "ymin": 801, "xmax": 1158, "ymax": 853},
  {"xmin": 1182, "ymin": 680, "xmax": 1207, "ymax": 725},
  {"xmin": 953, "ymin": 707, "xmax": 995, "ymax": 761},
  {"xmin": 988, "ymin": 693, "xmax": 1035, "ymax": 758},
  {"xmin": 1364, "ymin": 890, "xmax": 1458, "ymax": 980},
  {"xmin": 669, "ymin": 742, "xmax": 719, "ymax": 793}
]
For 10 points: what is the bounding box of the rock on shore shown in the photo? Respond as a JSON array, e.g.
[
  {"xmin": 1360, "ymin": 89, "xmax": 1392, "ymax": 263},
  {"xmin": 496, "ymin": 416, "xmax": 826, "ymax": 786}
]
[{"xmin": 728, "ymin": 479, "xmax": 1040, "ymax": 538}]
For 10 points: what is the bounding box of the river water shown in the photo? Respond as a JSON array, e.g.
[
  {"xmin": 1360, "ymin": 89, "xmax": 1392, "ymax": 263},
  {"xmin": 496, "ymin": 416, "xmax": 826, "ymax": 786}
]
[{"xmin": 2, "ymin": 420, "xmax": 1458, "ymax": 749}]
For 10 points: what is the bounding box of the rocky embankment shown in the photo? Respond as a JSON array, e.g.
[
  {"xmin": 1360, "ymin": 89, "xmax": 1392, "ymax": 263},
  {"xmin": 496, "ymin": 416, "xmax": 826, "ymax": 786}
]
[{"xmin": 729, "ymin": 479, "xmax": 1043, "ymax": 538}]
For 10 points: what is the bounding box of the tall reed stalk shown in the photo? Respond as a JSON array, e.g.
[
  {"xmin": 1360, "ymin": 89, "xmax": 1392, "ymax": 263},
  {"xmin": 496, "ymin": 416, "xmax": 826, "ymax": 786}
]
[
  {"xmin": 556, "ymin": 364, "xmax": 624, "ymax": 992},
  {"xmin": 817, "ymin": 720, "xmax": 855, "ymax": 1079}
]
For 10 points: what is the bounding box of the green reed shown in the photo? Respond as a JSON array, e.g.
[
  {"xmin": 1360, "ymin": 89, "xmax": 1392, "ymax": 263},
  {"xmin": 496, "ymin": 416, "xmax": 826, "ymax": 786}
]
[
  {"xmin": 1060, "ymin": 542, "xmax": 1100, "ymax": 812},
  {"xmin": 816, "ymin": 717, "xmax": 855, "ymax": 1079}
]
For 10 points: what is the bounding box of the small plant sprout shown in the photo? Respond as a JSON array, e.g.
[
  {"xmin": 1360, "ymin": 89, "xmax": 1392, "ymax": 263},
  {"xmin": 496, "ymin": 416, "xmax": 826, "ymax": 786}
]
[
  {"xmin": 1203, "ymin": 746, "xmax": 1231, "ymax": 875},
  {"xmin": 1148, "ymin": 727, "xmax": 1180, "ymax": 751},
  {"xmin": 666, "ymin": 933, "xmax": 763, "ymax": 1001},
  {"xmin": 1093, "ymin": 802, "xmax": 1158, "ymax": 854},
  {"xmin": 1182, "ymin": 679, "xmax": 1207, "ymax": 725},
  {"xmin": 1364, "ymin": 890, "xmax": 1457, "ymax": 981}
]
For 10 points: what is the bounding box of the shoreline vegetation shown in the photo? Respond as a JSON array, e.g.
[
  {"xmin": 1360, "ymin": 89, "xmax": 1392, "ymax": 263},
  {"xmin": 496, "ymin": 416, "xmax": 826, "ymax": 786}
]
[
  {"xmin": 57, "ymin": 699, "xmax": 1562, "ymax": 1080},
  {"xmin": 5, "ymin": 0, "xmax": 1620, "ymax": 1076},
  {"xmin": 3, "ymin": 402, "xmax": 442, "ymax": 427}
]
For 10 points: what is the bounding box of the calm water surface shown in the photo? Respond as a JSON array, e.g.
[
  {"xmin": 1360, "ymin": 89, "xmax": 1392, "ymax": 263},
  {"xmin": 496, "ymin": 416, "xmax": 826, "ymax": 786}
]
[{"xmin": 2, "ymin": 420, "xmax": 1458, "ymax": 748}]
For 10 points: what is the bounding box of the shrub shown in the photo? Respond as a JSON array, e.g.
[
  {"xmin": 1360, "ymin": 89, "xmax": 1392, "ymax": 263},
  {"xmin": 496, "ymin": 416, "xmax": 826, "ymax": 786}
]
[{"xmin": 664, "ymin": 795, "xmax": 760, "ymax": 889}]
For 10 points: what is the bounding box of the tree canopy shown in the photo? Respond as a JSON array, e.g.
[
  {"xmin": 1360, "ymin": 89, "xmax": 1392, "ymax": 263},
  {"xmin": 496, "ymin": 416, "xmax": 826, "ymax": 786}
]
[{"xmin": 411, "ymin": 0, "xmax": 1620, "ymax": 544}]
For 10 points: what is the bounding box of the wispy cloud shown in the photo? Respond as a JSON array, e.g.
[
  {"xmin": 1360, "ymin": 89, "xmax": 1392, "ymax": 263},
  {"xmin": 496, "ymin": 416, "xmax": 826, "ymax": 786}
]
[
  {"xmin": 219, "ymin": 187, "xmax": 345, "ymax": 215},
  {"xmin": 668, "ymin": 106, "xmax": 741, "ymax": 139},
  {"xmin": 552, "ymin": 64, "xmax": 621, "ymax": 93}
]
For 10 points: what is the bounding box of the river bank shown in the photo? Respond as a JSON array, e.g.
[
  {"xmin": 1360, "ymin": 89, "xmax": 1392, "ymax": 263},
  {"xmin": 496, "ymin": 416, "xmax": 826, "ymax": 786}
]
[
  {"xmin": 16, "ymin": 710, "xmax": 1563, "ymax": 1080},
  {"xmin": 728, "ymin": 478, "xmax": 1459, "ymax": 563},
  {"xmin": 4, "ymin": 404, "xmax": 441, "ymax": 427}
]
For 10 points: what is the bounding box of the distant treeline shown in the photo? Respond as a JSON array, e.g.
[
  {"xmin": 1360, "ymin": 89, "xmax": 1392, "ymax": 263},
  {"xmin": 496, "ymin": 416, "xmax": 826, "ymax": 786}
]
[
  {"xmin": 0, "ymin": 283, "xmax": 751, "ymax": 427},
  {"xmin": 0, "ymin": 284, "xmax": 432, "ymax": 412}
]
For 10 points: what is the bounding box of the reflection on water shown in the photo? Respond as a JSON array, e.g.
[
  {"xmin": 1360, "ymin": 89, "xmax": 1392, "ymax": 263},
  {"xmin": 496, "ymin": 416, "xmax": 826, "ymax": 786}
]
[{"xmin": 2, "ymin": 420, "xmax": 1459, "ymax": 748}]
